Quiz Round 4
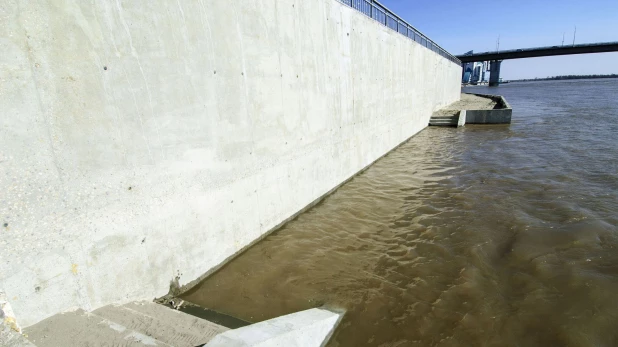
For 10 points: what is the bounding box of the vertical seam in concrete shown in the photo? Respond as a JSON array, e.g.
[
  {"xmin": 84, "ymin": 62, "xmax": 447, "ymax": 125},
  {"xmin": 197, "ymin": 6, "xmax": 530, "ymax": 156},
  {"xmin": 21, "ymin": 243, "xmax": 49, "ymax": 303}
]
[
  {"xmin": 196, "ymin": 0, "xmax": 215, "ymax": 68},
  {"xmin": 290, "ymin": 4, "xmax": 309, "ymax": 136},
  {"xmin": 20, "ymin": 6, "xmax": 66, "ymax": 187},
  {"xmin": 92, "ymin": 6, "xmax": 130, "ymax": 167},
  {"xmin": 111, "ymin": 0, "xmax": 154, "ymax": 164},
  {"xmin": 114, "ymin": 0, "xmax": 162, "ymax": 163},
  {"xmin": 234, "ymin": 2, "xmax": 254, "ymax": 150},
  {"xmin": 350, "ymin": 15, "xmax": 356, "ymax": 147},
  {"xmin": 263, "ymin": 0, "xmax": 286, "ymax": 235},
  {"xmin": 196, "ymin": 0, "xmax": 220, "ymax": 154}
]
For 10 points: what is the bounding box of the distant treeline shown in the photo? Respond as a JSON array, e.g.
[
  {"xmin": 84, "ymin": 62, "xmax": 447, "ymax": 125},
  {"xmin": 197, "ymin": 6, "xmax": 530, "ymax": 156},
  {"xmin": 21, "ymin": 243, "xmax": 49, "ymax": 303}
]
[{"xmin": 511, "ymin": 74, "xmax": 618, "ymax": 82}]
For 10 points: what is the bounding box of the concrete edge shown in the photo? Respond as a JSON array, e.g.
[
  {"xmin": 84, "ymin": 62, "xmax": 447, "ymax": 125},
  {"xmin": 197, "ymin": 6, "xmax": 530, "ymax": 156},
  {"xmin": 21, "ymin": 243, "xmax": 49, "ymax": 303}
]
[
  {"xmin": 205, "ymin": 307, "xmax": 345, "ymax": 347},
  {"xmin": 1, "ymin": 324, "xmax": 36, "ymax": 347},
  {"xmin": 1, "ymin": 292, "xmax": 22, "ymax": 334},
  {"xmin": 457, "ymin": 110, "xmax": 466, "ymax": 127},
  {"xmin": 1, "ymin": 293, "xmax": 35, "ymax": 347},
  {"xmin": 174, "ymin": 125, "xmax": 432, "ymax": 299},
  {"xmin": 318, "ymin": 307, "xmax": 346, "ymax": 347}
]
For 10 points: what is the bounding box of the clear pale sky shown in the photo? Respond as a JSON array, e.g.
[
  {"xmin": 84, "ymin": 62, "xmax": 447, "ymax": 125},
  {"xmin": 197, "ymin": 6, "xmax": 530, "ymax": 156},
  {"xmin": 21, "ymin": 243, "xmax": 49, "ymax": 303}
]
[{"xmin": 377, "ymin": 0, "xmax": 618, "ymax": 79}]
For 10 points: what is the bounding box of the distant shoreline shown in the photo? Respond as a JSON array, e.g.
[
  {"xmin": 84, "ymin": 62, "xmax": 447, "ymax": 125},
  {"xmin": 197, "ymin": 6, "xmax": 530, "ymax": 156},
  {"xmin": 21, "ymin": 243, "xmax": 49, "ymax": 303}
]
[{"xmin": 510, "ymin": 74, "xmax": 618, "ymax": 82}]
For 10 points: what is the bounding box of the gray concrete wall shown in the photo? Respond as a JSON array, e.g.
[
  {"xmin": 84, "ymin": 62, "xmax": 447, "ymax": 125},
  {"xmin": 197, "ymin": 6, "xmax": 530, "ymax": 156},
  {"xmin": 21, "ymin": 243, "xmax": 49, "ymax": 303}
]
[
  {"xmin": 0, "ymin": 0, "xmax": 461, "ymax": 326},
  {"xmin": 465, "ymin": 95, "xmax": 512, "ymax": 124}
]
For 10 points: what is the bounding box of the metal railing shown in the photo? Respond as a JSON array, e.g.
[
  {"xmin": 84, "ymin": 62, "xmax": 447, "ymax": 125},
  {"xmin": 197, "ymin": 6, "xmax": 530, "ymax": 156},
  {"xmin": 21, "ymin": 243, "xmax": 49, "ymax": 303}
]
[{"xmin": 338, "ymin": 0, "xmax": 461, "ymax": 65}]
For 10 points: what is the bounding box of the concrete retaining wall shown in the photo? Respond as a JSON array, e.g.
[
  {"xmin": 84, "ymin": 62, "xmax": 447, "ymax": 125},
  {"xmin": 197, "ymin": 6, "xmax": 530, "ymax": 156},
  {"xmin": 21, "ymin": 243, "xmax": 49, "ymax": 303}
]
[
  {"xmin": 465, "ymin": 94, "xmax": 512, "ymax": 124},
  {"xmin": 0, "ymin": 0, "xmax": 461, "ymax": 326}
]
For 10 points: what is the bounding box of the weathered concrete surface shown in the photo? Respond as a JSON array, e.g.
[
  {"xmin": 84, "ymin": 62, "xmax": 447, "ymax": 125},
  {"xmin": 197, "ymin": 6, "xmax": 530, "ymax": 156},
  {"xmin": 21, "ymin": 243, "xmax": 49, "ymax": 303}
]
[
  {"xmin": 24, "ymin": 309, "xmax": 173, "ymax": 346},
  {"xmin": 207, "ymin": 308, "xmax": 342, "ymax": 347},
  {"xmin": 0, "ymin": 0, "xmax": 461, "ymax": 326},
  {"xmin": 92, "ymin": 301, "xmax": 228, "ymax": 346},
  {"xmin": 433, "ymin": 93, "xmax": 497, "ymax": 116},
  {"xmin": 1, "ymin": 290, "xmax": 32, "ymax": 346},
  {"xmin": 1, "ymin": 325, "xmax": 36, "ymax": 347}
]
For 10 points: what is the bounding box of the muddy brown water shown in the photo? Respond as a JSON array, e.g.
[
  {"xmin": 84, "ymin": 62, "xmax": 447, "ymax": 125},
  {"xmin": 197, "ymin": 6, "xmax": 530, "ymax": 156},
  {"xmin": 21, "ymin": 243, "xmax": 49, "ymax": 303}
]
[{"xmin": 182, "ymin": 79, "xmax": 618, "ymax": 346}]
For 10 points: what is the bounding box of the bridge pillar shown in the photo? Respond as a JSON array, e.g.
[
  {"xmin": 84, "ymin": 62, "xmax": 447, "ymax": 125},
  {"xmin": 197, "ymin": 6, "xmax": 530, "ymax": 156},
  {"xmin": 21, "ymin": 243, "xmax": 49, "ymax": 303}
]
[{"xmin": 489, "ymin": 60, "xmax": 502, "ymax": 86}]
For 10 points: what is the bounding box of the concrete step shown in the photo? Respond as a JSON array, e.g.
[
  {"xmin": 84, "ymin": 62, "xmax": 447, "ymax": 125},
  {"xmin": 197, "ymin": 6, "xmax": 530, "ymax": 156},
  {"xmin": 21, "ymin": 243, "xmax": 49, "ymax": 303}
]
[
  {"xmin": 430, "ymin": 115, "xmax": 458, "ymax": 120},
  {"xmin": 93, "ymin": 301, "xmax": 227, "ymax": 347},
  {"xmin": 429, "ymin": 121, "xmax": 457, "ymax": 125},
  {"xmin": 22, "ymin": 301, "xmax": 228, "ymax": 347},
  {"xmin": 23, "ymin": 309, "xmax": 173, "ymax": 347},
  {"xmin": 429, "ymin": 120, "xmax": 457, "ymax": 123},
  {"xmin": 429, "ymin": 123, "xmax": 457, "ymax": 127}
]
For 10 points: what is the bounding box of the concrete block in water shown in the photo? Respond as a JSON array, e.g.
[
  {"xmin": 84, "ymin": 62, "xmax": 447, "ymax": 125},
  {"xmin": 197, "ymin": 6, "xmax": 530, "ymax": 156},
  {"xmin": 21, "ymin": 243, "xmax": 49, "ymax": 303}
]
[
  {"xmin": 458, "ymin": 110, "xmax": 467, "ymax": 127},
  {"xmin": 465, "ymin": 95, "xmax": 512, "ymax": 124},
  {"xmin": 206, "ymin": 308, "xmax": 343, "ymax": 347}
]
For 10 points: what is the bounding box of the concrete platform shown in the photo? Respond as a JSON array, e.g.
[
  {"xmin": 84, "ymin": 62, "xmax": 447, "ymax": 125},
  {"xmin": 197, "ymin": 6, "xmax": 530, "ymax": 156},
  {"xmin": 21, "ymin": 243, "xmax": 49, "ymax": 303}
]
[
  {"xmin": 1, "ymin": 324, "xmax": 36, "ymax": 347},
  {"xmin": 463, "ymin": 93, "xmax": 512, "ymax": 124},
  {"xmin": 23, "ymin": 301, "xmax": 227, "ymax": 347},
  {"xmin": 93, "ymin": 301, "xmax": 228, "ymax": 346},
  {"xmin": 429, "ymin": 93, "xmax": 512, "ymax": 126},
  {"xmin": 207, "ymin": 308, "xmax": 343, "ymax": 347},
  {"xmin": 24, "ymin": 308, "xmax": 171, "ymax": 346},
  {"xmin": 20, "ymin": 301, "xmax": 341, "ymax": 347}
]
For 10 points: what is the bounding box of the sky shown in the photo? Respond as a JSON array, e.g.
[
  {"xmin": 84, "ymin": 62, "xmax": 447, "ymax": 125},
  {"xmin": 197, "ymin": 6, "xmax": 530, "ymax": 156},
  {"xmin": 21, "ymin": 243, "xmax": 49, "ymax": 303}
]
[{"xmin": 377, "ymin": 0, "xmax": 618, "ymax": 80}]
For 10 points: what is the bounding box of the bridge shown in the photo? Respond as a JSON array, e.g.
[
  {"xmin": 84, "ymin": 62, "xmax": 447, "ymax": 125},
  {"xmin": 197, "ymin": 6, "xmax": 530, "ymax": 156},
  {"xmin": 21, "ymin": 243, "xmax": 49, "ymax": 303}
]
[{"xmin": 457, "ymin": 41, "xmax": 618, "ymax": 86}]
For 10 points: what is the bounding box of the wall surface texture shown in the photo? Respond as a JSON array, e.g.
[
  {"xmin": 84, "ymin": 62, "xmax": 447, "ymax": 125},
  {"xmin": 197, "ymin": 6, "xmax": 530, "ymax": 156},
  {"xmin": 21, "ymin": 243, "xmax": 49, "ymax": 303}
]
[{"xmin": 0, "ymin": 0, "xmax": 461, "ymax": 326}]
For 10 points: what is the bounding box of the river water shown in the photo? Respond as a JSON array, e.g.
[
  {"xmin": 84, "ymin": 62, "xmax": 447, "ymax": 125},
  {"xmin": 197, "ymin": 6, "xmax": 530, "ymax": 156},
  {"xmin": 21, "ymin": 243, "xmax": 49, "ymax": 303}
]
[{"xmin": 183, "ymin": 79, "xmax": 618, "ymax": 346}]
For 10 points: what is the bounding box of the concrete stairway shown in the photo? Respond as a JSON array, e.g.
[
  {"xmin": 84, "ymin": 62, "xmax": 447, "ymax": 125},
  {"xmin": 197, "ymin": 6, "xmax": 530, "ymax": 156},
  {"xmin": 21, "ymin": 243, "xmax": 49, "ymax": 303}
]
[
  {"xmin": 428, "ymin": 112, "xmax": 459, "ymax": 126},
  {"xmin": 22, "ymin": 301, "xmax": 228, "ymax": 347}
]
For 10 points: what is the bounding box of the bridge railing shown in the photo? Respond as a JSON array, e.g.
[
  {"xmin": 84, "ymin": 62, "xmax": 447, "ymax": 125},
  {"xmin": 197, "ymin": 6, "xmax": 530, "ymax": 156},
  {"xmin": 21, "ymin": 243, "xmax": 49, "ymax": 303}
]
[{"xmin": 337, "ymin": 0, "xmax": 461, "ymax": 65}]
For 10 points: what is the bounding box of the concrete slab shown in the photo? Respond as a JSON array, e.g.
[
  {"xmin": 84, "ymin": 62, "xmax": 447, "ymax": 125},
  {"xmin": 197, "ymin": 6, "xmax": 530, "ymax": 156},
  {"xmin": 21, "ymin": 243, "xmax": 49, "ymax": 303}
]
[
  {"xmin": 206, "ymin": 308, "xmax": 343, "ymax": 347},
  {"xmin": 431, "ymin": 93, "xmax": 512, "ymax": 125},
  {"xmin": 93, "ymin": 301, "xmax": 227, "ymax": 347},
  {"xmin": 434, "ymin": 93, "xmax": 497, "ymax": 116},
  {"xmin": 23, "ymin": 309, "xmax": 172, "ymax": 347}
]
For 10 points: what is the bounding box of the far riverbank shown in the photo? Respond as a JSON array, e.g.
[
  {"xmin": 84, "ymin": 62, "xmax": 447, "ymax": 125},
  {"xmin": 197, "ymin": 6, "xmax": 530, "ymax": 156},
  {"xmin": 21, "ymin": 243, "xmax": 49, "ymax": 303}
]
[{"xmin": 509, "ymin": 73, "xmax": 618, "ymax": 82}]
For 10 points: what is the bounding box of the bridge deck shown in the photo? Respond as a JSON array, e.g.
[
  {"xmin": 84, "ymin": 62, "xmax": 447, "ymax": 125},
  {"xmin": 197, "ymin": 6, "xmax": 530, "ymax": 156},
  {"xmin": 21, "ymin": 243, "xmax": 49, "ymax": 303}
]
[{"xmin": 457, "ymin": 41, "xmax": 618, "ymax": 63}]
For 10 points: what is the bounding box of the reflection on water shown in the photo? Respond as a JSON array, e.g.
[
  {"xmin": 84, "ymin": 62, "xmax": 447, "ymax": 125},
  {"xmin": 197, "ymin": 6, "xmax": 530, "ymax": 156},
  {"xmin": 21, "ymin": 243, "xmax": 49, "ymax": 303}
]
[{"xmin": 182, "ymin": 79, "xmax": 618, "ymax": 346}]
